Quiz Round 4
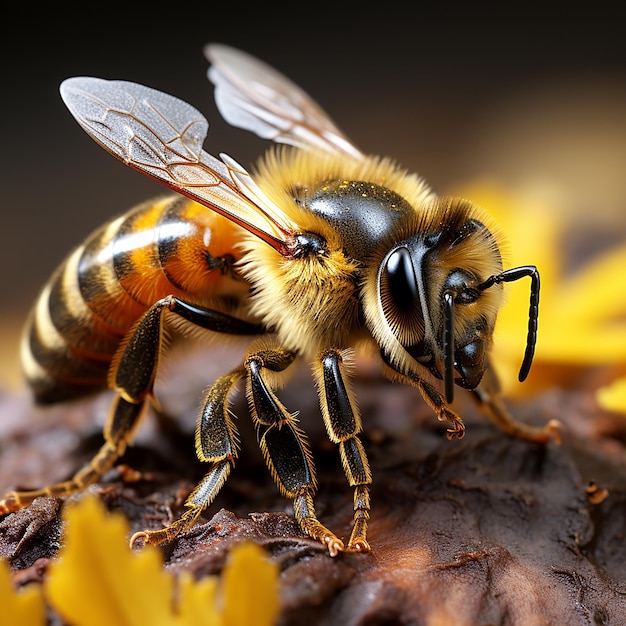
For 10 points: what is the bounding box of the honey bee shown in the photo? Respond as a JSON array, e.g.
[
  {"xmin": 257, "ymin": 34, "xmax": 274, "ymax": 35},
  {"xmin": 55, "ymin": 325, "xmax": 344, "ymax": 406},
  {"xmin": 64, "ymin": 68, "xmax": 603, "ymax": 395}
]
[{"xmin": 2, "ymin": 44, "xmax": 559, "ymax": 556}]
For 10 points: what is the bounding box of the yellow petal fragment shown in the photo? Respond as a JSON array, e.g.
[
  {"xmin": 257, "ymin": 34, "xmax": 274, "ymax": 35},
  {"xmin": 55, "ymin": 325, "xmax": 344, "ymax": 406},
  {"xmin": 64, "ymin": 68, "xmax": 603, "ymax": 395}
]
[
  {"xmin": 45, "ymin": 495, "xmax": 176, "ymax": 626},
  {"xmin": 222, "ymin": 542, "xmax": 280, "ymax": 626},
  {"xmin": 597, "ymin": 377, "xmax": 626, "ymax": 414},
  {"xmin": 553, "ymin": 244, "xmax": 626, "ymax": 323},
  {"xmin": 176, "ymin": 572, "xmax": 221, "ymax": 626},
  {"xmin": 0, "ymin": 558, "xmax": 46, "ymax": 626},
  {"xmin": 43, "ymin": 496, "xmax": 280, "ymax": 626},
  {"xmin": 532, "ymin": 242, "xmax": 626, "ymax": 364}
]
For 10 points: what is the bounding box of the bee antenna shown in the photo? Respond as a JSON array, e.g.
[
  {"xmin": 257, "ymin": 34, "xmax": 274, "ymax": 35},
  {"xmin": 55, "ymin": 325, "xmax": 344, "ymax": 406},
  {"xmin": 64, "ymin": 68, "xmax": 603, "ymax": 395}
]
[
  {"xmin": 477, "ymin": 265, "xmax": 540, "ymax": 382},
  {"xmin": 443, "ymin": 290, "xmax": 455, "ymax": 403}
]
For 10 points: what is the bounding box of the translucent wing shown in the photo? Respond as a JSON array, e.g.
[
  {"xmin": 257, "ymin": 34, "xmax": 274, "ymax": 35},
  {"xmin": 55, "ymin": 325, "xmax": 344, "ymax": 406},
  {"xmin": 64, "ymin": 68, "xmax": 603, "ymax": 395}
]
[
  {"xmin": 205, "ymin": 43, "xmax": 364, "ymax": 160},
  {"xmin": 60, "ymin": 77, "xmax": 296, "ymax": 253}
]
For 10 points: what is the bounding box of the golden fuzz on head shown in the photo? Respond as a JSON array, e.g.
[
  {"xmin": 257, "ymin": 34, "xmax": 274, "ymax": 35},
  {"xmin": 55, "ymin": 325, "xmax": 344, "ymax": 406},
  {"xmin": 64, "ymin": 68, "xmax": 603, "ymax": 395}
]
[{"xmin": 427, "ymin": 196, "xmax": 507, "ymax": 335}]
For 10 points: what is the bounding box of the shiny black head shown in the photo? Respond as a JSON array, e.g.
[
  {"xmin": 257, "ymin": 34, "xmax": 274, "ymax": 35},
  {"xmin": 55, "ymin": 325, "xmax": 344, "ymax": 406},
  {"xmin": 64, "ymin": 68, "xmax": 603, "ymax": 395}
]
[{"xmin": 363, "ymin": 197, "xmax": 540, "ymax": 401}]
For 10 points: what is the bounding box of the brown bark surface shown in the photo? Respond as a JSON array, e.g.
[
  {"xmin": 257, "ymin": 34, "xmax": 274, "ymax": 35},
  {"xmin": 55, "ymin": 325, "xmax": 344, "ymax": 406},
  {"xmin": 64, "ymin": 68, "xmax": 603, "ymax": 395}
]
[{"xmin": 1, "ymin": 352, "xmax": 625, "ymax": 625}]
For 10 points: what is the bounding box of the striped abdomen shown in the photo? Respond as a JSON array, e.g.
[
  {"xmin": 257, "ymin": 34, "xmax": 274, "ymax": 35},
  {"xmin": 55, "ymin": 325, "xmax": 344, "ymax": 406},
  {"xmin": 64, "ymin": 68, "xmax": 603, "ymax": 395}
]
[{"xmin": 22, "ymin": 196, "xmax": 249, "ymax": 404}]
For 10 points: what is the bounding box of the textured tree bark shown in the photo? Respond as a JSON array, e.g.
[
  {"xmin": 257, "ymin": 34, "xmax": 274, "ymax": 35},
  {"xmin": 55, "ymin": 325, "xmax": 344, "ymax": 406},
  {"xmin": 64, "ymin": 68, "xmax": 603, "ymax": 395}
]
[{"xmin": 1, "ymin": 352, "xmax": 624, "ymax": 625}]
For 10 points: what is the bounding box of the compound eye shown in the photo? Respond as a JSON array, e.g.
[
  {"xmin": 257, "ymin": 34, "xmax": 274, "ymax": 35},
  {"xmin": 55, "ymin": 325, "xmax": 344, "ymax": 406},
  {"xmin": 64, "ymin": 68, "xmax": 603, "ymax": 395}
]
[
  {"xmin": 385, "ymin": 247, "xmax": 420, "ymax": 313},
  {"xmin": 379, "ymin": 247, "xmax": 424, "ymax": 340}
]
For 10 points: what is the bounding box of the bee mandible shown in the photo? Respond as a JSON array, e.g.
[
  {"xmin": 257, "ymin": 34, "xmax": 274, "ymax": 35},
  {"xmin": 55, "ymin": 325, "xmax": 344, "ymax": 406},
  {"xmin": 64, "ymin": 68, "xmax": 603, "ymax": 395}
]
[{"xmin": 1, "ymin": 44, "xmax": 560, "ymax": 556}]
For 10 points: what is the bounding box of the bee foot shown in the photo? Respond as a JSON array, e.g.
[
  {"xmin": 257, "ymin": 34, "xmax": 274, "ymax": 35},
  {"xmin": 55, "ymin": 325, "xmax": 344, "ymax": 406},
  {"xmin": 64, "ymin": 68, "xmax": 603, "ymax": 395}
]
[
  {"xmin": 129, "ymin": 530, "xmax": 150, "ymax": 549},
  {"xmin": 446, "ymin": 417, "xmax": 466, "ymax": 440},
  {"xmin": 323, "ymin": 535, "xmax": 345, "ymax": 557},
  {"xmin": 545, "ymin": 419, "xmax": 563, "ymax": 445},
  {"xmin": 0, "ymin": 492, "xmax": 20, "ymax": 515},
  {"xmin": 347, "ymin": 539, "xmax": 371, "ymax": 553}
]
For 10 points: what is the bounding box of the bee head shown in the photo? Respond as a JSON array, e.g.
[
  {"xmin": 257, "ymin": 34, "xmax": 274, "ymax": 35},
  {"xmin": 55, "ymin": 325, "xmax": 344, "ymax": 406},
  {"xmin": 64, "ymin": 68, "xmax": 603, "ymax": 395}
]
[{"xmin": 367, "ymin": 197, "xmax": 539, "ymax": 402}]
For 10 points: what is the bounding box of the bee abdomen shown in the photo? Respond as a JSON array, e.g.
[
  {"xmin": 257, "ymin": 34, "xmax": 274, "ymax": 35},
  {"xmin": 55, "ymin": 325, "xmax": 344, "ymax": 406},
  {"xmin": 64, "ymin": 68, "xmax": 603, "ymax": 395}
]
[
  {"xmin": 22, "ymin": 245, "xmax": 126, "ymax": 404},
  {"xmin": 22, "ymin": 197, "xmax": 247, "ymax": 404},
  {"xmin": 22, "ymin": 202, "xmax": 160, "ymax": 404}
]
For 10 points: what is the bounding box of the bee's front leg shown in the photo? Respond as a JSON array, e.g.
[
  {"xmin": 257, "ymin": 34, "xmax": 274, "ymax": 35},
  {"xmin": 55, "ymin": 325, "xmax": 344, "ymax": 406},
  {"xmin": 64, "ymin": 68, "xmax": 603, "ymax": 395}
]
[
  {"xmin": 407, "ymin": 375, "xmax": 467, "ymax": 440},
  {"xmin": 314, "ymin": 349, "xmax": 372, "ymax": 553},
  {"xmin": 245, "ymin": 348, "xmax": 346, "ymax": 557}
]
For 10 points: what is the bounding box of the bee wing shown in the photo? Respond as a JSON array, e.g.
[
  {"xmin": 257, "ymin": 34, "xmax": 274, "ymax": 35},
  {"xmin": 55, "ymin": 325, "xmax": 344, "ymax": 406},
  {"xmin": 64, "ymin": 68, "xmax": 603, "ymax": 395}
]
[
  {"xmin": 205, "ymin": 43, "xmax": 364, "ymax": 160},
  {"xmin": 60, "ymin": 77, "xmax": 296, "ymax": 252}
]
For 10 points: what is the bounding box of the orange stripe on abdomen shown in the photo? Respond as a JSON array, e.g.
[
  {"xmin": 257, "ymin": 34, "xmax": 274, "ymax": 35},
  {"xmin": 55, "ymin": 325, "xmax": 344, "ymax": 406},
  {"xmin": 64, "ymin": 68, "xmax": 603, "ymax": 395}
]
[{"xmin": 22, "ymin": 196, "xmax": 250, "ymax": 404}]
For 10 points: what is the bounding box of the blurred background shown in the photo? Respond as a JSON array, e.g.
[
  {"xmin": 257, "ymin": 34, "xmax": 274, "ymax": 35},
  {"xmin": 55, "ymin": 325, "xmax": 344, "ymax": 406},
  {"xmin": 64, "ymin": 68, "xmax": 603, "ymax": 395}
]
[{"xmin": 2, "ymin": 5, "xmax": 625, "ymax": 391}]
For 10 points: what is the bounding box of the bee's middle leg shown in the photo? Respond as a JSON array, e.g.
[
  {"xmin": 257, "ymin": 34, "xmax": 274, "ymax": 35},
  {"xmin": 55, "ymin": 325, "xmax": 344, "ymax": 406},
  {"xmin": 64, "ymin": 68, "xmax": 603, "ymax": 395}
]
[
  {"xmin": 479, "ymin": 393, "xmax": 561, "ymax": 444},
  {"xmin": 245, "ymin": 348, "xmax": 346, "ymax": 556}
]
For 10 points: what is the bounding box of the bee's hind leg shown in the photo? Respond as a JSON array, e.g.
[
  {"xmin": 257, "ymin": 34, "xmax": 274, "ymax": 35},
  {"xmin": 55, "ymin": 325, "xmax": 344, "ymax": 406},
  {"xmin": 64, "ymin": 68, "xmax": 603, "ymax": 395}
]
[
  {"xmin": 0, "ymin": 294, "xmax": 168, "ymax": 513},
  {"xmin": 0, "ymin": 295, "xmax": 262, "ymax": 517},
  {"xmin": 0, "ymin": 397, "xmax": 147, "ymax": 514}
]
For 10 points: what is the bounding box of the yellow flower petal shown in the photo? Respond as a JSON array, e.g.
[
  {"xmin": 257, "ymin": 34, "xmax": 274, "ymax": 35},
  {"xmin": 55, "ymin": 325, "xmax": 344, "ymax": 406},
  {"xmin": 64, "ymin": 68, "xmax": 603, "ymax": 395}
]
[
  {"xmin": 222, "ymin": 542, "xmax": 280, "ymax": 626},
  {"xmin": 44, "ymin": 496, "xmax": 281, "ymax": 626},
  {"xmin": 597, "ymin": 377, "xmax": 626, "ymax": 414},
  {"xmin": 176, "ymin": 572, "xmax": 221, "ymax": 626},
  {"xmin": 554, "ymin": 245, "xmax": 626, "ymax": 323},
  {"xmin": 46, "ymin": 495, "xmax": 176, "ymax": 626},
  {"xmin": 0, "ymin": 558, "xmax": 45, "ymax": 625}
]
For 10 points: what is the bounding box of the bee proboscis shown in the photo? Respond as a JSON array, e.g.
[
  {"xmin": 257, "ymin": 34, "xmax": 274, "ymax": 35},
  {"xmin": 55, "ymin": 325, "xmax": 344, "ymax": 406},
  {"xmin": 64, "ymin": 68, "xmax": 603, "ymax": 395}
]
[{"xmin": 1, "ymin": 44, "xmax": 560, "ymax": 555}]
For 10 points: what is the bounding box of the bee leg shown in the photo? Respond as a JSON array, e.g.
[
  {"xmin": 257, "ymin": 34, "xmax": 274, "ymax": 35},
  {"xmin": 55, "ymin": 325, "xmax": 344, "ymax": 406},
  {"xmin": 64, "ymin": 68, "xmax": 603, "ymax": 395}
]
[
  {"xmin": 381, "ymin": 352, "xmax": 465, "ymax": 439},
  {"xmin": 472, "ymin": 369, "xmax": 562, "ymax": 444},
  {"xmin": 3, "ymin": 296, "xmax": 166, "ymax": 509},
  {"xmin": 0, "ymin": 397, "xmax": 146, "ymax": 513},
  {"xmin": 130, "ymin": 368, "xmax": 245, "ymax": 547},
  {"xmin": 405, "ymin": 376, "xmax": 466, "ymax": 440},
  {"xmin": 0, "ymin": 296, "xmax": 261, "ymax": 516},
  {"xmin": 316, "ymin": 349, "xmax": 372, "ymax": 553},
  {"xmin": 245, "ymin": 349, "xmax": 345, "ymax": 557}
]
